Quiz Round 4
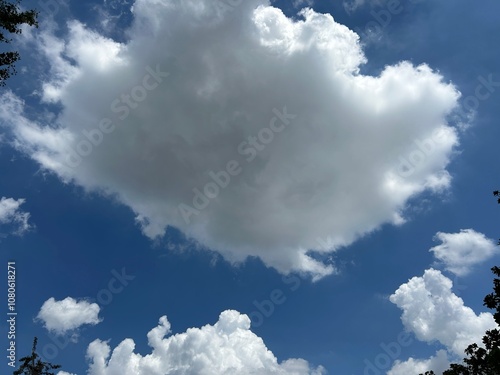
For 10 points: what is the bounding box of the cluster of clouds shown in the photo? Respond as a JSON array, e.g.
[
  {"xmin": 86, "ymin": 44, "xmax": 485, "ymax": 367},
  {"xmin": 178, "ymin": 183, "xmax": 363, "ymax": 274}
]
[
  {"xmin": 6, "ymin": 0, "xmax": 499, "ymax": 373},
  {"xmin": 387, "ymin": 229, "xmax": 499, "ymax": 373},
  {"xmin": 0, "ymin": 197, "xmax": 32, "ymax": 235},
  {"xmin": 0, "ymin": 0, "xmax": 462, "ymax": 279},
  {"xmin": 38, "ymin": 226, "xmax": 498, "ymax": 375},
  {"xmin": 85, "ymin": 310, "xmax": 324, "ymax": 375},
  {"xmin": 36, "ymin": 300, "xmax": 323, "ymax": 375}
]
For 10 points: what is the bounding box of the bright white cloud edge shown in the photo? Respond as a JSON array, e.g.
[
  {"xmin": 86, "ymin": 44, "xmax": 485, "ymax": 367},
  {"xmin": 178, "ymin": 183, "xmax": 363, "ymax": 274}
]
[
  {"xmin": 388, "ymin": 268, "xmax": 498, "ymax": 373},
  {"xmin": 387, "ymin": 349, "xmax": 449, "ymax": 375},
  {"xmin": 83, "ymin": 309, "xmax": 324, "ymax": 375},
  {"xmin": 36, "ymin": 297, "xmax": 102, "ymax": 336},
  {"xmin": 0, "ymin": 0, "xmax": 461, "ymax": 279},
  {"xmin": 430, "ymin": 229, "xmax": 497, "ymax": 276}
]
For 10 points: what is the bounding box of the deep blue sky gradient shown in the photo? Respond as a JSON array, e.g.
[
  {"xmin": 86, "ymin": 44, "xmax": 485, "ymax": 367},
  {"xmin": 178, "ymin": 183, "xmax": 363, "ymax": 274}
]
[{"xmin": 1, "ymin": 0, "xmax": 500, "ymax": 374}]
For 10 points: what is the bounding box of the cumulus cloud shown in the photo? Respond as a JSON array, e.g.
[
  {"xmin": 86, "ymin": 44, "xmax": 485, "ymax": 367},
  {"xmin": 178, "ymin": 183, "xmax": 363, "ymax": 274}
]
[
  {"xmin": 0, "ymin": 0, "xmax": 461, "ymax": 278},
  {"xmin": 58, "ymin": 372, "xmax": 77, "ymax": 375},
  {"xmin": 0, "ymin": 197, "xmax": 32, "ymax": 235},
  {"xmin": 36, "ymin": 297, "xmax": 101, "ymax": 336},
  {"xmin": 430, "ymin": 229, "xmax": 497, "ymax": 276},
  {"xmin": 387, "ymin": 349, "xmax": 449, "ymax": 375},
  {"xmin": 390, "ymin": 268, "xmax": 497, "ymax": 356},
  {"xmin": 86, "ymin": 309, "xmax": 324, "ymax": 375}
]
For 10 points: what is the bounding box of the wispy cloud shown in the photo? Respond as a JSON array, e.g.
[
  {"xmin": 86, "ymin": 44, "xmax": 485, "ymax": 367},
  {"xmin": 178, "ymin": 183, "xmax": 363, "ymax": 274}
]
[
  {"xmin": 293, "ymin": 0, "xmax": 314, "ymax": 9},
  {"xmin": 343, "ymin": 0, "xmax": 367, "ymax": 14},
  {"xmin": 0, "ymin": 197, "xmax": 32, "ymax": 235}
]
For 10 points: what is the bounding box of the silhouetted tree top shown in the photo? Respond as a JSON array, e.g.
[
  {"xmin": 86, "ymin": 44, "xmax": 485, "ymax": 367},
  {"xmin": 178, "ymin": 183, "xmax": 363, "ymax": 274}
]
[
  {"xmin": 13, "ymin": 337, "xmax": 61, "ymax": 375},
  {"xmin": 0, "ymin": 0, "xmax": 38, "ymax": 86}
]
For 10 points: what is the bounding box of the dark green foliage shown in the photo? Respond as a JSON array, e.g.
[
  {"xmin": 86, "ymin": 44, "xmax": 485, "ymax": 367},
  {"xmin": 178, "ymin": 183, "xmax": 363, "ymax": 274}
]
[
  {"xmin": 13, "ymin": 337, "xmax": 61, "ymax": 375},
  {"xmin": 0, "ymin": 0, "xmax": 38, "ymax": 86},
  {"xmin": 420, "ymin": 269, "xmax": 500, "ymax": 374}
]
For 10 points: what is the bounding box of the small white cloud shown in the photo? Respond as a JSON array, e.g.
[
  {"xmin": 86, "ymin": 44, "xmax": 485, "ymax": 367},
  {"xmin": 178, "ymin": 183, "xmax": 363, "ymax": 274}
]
[
  {"xmin": 58, "ymin": 372, "xmax": 77, "ymax": 375},
  {"xmin": 36, "ymin": 297, "xmax": 102, "ymax": 336},
  {"xmin": 86, "ymin": 310, "xmax": 324, "ymax": 375},
  {"xmin": 390, "ymin": 268, "xmax": 497, "ymax": 356},
  {"xmin": 430, "ymin": 229, "xmax": 497, "ymax": 276},
  {"xmin": 387, "ymin": 349, "xmax": 449, "ymax": 375},
  {"xmin": 0, "ymin": 197, "xmax": 32, "ymax": 235}
]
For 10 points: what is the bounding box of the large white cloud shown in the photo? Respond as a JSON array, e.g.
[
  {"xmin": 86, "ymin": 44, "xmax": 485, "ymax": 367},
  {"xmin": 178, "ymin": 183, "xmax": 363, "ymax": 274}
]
[
  {"xmin": 36, "ymin": 297, "xmax": 102, "ymax": 335},
  {"xmin": 389, "ymin": 268, "xmax": 496, "ymax": 356},
  {"xmin": 0, "ymin": 197, "xmax": 32, "ymax": 235},
  {"xmin": 430, "ymin": 229, "xmax": 497, "ymax": 276},
  {"xmin": 0, "ymin": 1, "xmax": 461, "ymax": 278},
  {"xmin": 86, "ymin": 309, "xmax": 324, "ymax": 375}
]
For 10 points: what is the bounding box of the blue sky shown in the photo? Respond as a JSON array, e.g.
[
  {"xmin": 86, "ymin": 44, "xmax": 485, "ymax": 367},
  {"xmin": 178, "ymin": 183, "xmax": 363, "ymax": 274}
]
[{"xmin": 1, "ymin": 0, "xmax": 500, "ymax": 374}]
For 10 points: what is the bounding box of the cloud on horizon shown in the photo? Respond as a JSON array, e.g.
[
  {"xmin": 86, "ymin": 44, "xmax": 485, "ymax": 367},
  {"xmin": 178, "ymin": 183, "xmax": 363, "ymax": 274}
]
[
  {"xmin": 390, "ymin": 268, "xmax": 496, "ymax": 356},
  {"xmin": 0, "ymin": 0, "xmax": 461, "ymax": 279},
  {"xmin": 85, "ymin": 309, "xmax": 325, "ymax": 375},
  {"xmin": 389, "ymin": 268, "xmax": 498, "ymax": 373},
  {"xmin": 387, "ymin": 349, "xmax": 449, "ymax": 375}
]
